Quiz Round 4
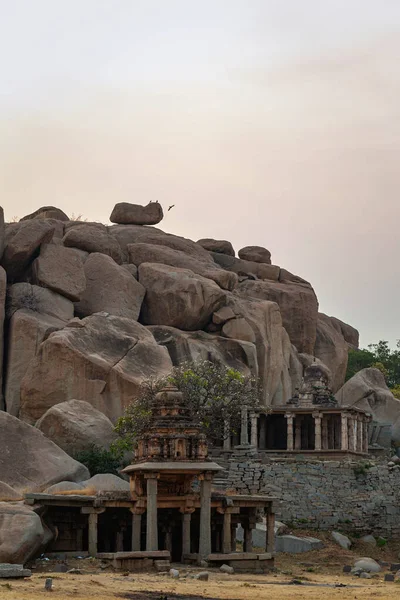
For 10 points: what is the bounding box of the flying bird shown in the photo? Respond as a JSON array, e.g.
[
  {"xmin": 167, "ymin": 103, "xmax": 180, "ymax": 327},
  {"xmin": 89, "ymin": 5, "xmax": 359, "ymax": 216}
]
[{"xmin": 168, "ymin": 205, "xmax": 175, "ymax": 212}]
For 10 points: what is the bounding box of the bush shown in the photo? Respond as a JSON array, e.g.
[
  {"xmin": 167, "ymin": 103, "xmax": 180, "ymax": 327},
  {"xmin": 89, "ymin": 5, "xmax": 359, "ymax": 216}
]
[{"xmin": 74, "ymin": 444, "xmax": 122, "ymax": 477}]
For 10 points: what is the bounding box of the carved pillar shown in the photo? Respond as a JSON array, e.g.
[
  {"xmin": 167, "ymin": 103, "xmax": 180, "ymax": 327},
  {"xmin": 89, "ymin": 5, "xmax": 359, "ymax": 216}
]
[
  {"xmin": 130, "ymin": 508, "xmax": 144, "ymax": 551},
  {"xmin": 341, "ymin": 413, "xmax": 349, "ymax": 451},
  {"xmin": 82, "ymin": 508, "xmax": 106, "ymax": 558},
  {"xmin": 313, "ymin": 412, "xmax": 322, "ymax": 451},
  {"xmin": 357, "ymin": 416, "xmax": 363, "ymax": 452},
  {"xmin": 266, "ymin": 508, "xmax": 275, "ymax": 553},
  {"xmin": 250, "ymin": 412, "xmax": 258, "ymax": 447},
  {"xmin": 348, "ymin": 417, "xmax": 355, "ymax": 452},
  {"xmin": 240, "ymin": 406, "xmax": 249, "ymax": 445},
  {"xmin": 198, "ymin": 473, "xmax": 212, "ymax": 560},
  {"xmin": 181, "ymin": 511, "xmax": 192, "ymax": 557},
  {"xmin": 295, "ymin": 416, "xmax": 302, "ymax": 450},
  {"xmin": 145, "ymin": 474, "xmax": 158, "ymax": 551},
  {"xmin": 222, "ymin": 511, "xmax": 232, "ymax": 554},
  {"xmin": 363, "ymin": 417, "xmax": 369, "ymax": 453},
  {"xmin": 285, "ymin": 413, "xmax": 294, "ymax": 451},
  {"xmin": 223, "ymin": 419, "xmax": 231, "ymax": 451},
  {"xmin": 322, "ymin": 416, "xmax": 328, "ymax": 450},
  {"xmin": 230, "ymin": 524, "xmax": 237, "ymax": 551}
]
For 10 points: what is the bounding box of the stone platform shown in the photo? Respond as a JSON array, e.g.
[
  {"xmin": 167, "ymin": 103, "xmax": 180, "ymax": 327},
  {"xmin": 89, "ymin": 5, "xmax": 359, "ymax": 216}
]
[
  {"xmin": 208, "ymin": 552, "xmax": 274, "ymax": 573},
  {"xmin": 96, "ymin": 551, "xmax": 171, "ymax": 571}
]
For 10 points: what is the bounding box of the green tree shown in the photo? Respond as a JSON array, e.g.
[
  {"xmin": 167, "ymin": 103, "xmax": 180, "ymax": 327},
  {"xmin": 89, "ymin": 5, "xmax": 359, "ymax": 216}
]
[{"xmin": 114, "ymin": 361, "xmax": 261, "ymax": 453}]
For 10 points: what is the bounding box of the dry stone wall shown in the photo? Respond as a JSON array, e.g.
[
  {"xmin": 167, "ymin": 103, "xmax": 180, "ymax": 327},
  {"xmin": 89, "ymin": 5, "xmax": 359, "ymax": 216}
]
[{"xmin": 227, "ymin": 457, "xmax": 400, "ymax": 538}]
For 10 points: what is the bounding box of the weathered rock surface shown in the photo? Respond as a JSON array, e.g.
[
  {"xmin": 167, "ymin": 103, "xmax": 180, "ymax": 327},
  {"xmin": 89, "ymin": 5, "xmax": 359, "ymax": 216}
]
[
  {"xmin": 36, "ymin": 400, "xmax": 116, "ymax": 455},
  {"xmin": 2, "ymin": 220, "xmax": 55, "ymax": 281},
  {"xmin": 82, "ymin": 474, "xmax": 130, "ymax": 492},
  {"xmin": 353, "ymin": 557, "xmax": 381, "ymax": 573},
  {"xmin": 5, "ymin": 309, "xmax": 66, "ymax": 416},
  {"xmin": 44, "ymin": 481, "xmax": 84, "ymax": 494},
  {"xmin": 19, "ymin": 313, "xmax": 172, "ymax": 423},
  {"xmin": 149, "ymin": 326, "xmax": 258, "ymax": 378},
  {"xmin": 331, "ymin": 531, "xmax": 351, "ymax": 550},
  {"xmin": 336, "ymin": 368, "xmax": 400, "ymax": 424},
  {"xmin": 129, "ymin": 243, "xmax": 237, "ymax": 291},
  {"xmin": 0, "ymin": 563, "xmax": 32, "ymax": 577},
  {"xmin": 0, "ymin": 503, "xmax": 46, "ymax": 564},
  {"xmin": 110, "ymin": 202, "xmax": 163, "ymax": 225},
  {"xmin": 139, "ymin": 263, "xmax": 226, "ymax": 330},
  {"xmin": 212, "ymin": 306, "xmax": 236, "ymax": 325},
  {"xmin": 0, "ymin": 483, "xmax": 21, "ymax": 501},
  {"xmin": 0, "ymin": 411, "xmax": 89, "ymax": 493},
  {"xmin": 222, "ymin": 317, "xmax": 256, "ymax": 343},
  {"xmin": 32, "ymin": 244, "xmax": 86, "ymax": 301},
  {"xmin": 20, "ymin": 206, "xmax": 69, "ymax": 222},
  {"xmin": 314, "ymin": 313, "xmax": 349, "ymax": 392},
  {"xmin": 238, "ymin": 245, "xmax": 271, "ymax": 264},
  {"xmin": 6, "ymin": 283, "xmax": 74, "ymax": 322},
  {"xmin": 75, "ymin": 253, "xmax": 145, "ymax": 320},
  {"xmin": 211, "ymin": 252, "xmax": 279, "ymax": 282},
  {"xmin": 197, "ymin": 238, "xmax": 235, "ymax": 256},
  {"xmin": 329, "ymin": 316, "xmax": 359, "ymax": 349},
  {"xmin": 63, "ymin": 224, "xmax": 123, "ymax": 264},
  {"xmin": 392, "ymin": 415, "xmax": 400, "ymax": 448},
  {"xmin": 0, "ymin": 207, "xmax": 5, "ymax": 260},
  {"xmin": 237, "ymin": 279, "xmax": 318, "ymax": 354},
  {"xmin": 275, "ymin": 535, "xmax": 324, "ymax": 553},
  {"xmin": 130, "ymin": 230, "xmax": 214, "ymax": 263}
]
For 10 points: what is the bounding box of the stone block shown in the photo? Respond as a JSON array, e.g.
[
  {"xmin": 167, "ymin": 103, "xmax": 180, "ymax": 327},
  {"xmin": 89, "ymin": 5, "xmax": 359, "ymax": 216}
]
[
  {"xmin": 275, "ymin": 535, "xmax": 324, "ymax": 554},
  {"xmin": 0, "ymin": 564, "xmax": 32, "ymax": 578},
  {"xmin": 384, "ymin": 574, "xmax": 395, "ymax": 582}
]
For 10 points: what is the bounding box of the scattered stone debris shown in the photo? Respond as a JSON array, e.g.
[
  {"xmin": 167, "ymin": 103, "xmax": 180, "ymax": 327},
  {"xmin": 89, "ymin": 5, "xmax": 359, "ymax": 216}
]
[
  {"xmin": 353, "ymin": 557, "xmax": 381, "ymax": 573},
  {"xmin": 0, "ymin": 564, "xmax": 32, "ymax": 579},
  {"xmin": 385, "ymin": 574, "xmax": 395, "ymax": 582},
  {"xmin": 44, "ymin": 577, "xmax": 53, "ymax": 591},
  {"xmin": 331, "ymin": 531, "xmax": 351, "ymax": 550},
  {"xmin": 169, "ymin": 568, "xmax": 179, "ymax": 579},
  {"xmin": 220, "ymin": 564, "xmax": 234, "ymax": 574},
  {"xmin": 195, "ymin": 571, "xmax": 209, "ymax": 581}
]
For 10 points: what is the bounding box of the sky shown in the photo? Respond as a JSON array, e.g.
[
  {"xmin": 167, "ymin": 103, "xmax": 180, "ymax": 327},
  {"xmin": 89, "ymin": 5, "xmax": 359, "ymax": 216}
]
[{"xmin": 0, "ymin": 0, "xmax": 399, "ymax": 348}]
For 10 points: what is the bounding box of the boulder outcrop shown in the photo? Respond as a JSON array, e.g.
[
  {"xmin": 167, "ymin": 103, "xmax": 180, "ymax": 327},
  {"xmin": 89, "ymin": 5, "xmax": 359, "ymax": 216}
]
[
  {"xmin": 197, "ymin": 238, "xmax": 235, "ymax": 256},
  {"xmin": 2, "ymin": 220, "xmax": 55, "ymax": 281},
  {"xmin": 36, "ymin": 399, "xmax": 116, "ymax": 455},
  {"xmin": 32, "ymin": 244, "xmax": 86, "ymax": 301},
  {"xmin": 20, "ymin": 206, "xmax": 69, "ymax": 222},
  {"xmin": 238, "ymin": 245, "xmax": 271, "ymax": 264},
  {"xmin": 238, "ymin": 278, "xmax": 319, "ymax": 355},
  {"xmin": 63, "ymin": 224, "xmax": 123, "ymax": 264},
  {"xmin": 19, "ymin": 313, "xmax": 172, "ymax": 423},
  {"xmin": 6, "ymin": 283, "xmax": 74, "ymax": 322},
  {"xmin": 110, "ymin": 201, "xmax": 163, "ymax": 225},
  {"xmin": 75, "ymin": 253, "xmax": 145, "ymax": 320},
  {"xmin": 211, "ymin": 252, "xmax": 279, "ymax": 282},
  {"xmin": 336, "ymin": 368, "xmax": 400, "ymax": 424},
  {"xmin": 314, "ymin": 313, "xmax": 349, "ymax": 392},
  {"xmin": 0, "ymin": 411, "xmax": 88, "ymax": 493},
  {"xmin": 0, "ymin": 503, "xmax": 46, "ymax": 564},
  {"xmin": 129, "ymin": 243, "xmax": 237, "ymax": 290},
  {"xmin": 139, "ymin": 263, "xmax": 226, "ymax": 330}
]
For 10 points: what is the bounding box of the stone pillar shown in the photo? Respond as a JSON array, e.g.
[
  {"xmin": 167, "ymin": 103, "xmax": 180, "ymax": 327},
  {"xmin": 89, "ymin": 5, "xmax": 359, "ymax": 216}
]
[
  {"xmin": 146, "ymin": 474, "xmax": 158, "ymax": 551},
  {"xmin": 198, "ymin": 473, "xmax": 212, "ymax": 560},
  {"xmin": 313, "ymin": 412, "xmax": 322, "ymax": 451},
  {"xmin": 363, "ymin": 418, "xmax": 369, "ymax": 453},
  {"xmin": 230, "ymin": 524, "xmax": 237, "ymax": 551},
  {"xmin": 182, "ymin": 512, "xmax": 192, "ymax": 558},
  {"xmin": 285, "ymin": 413, "xmax": 294, "ymax": 451},
  {"xmin": 223, "ymin": 419, "xmax": 231, "ymax": 452},
  {"xmin": 240, "ymin": 406, "xmax": 249, "ymax": 445},
  {"xmin": 243, "ymin": 526, "xmax": 253, "ymax": 553},
  {"xmin": 322, "ymin": 416, "xmax": 328, "ymax": 450},
  {"xmin": 116, "ymin": 530, "xmax": 124, "ymax": 552},
  {"xmin": 348, "ymin": 417, "xmax": 355, "ymax": 452},
  {"xmin": 295, "ymin": 417, "xmax": 302, "ymax": 450},
  {"xmin": 357, "ymin": 416, "xmax": 363, "ymax": 452},
  {"xmin": 131, "ymin": 510, "xmax": 143, "ymax": 551},
  {"xmin": 250, "ymin": 412, "xmax": 258, "ymax": 447},
  {"xmin": 353, "ymin": 417, "xmax": 358, "ymax": 452},
  {"xmin": 222, "ymin": 511, "xmax": 232, "ymax": 554},
  {"xmin": 259, "ymin": 415, "xmax": 267, "ymax": 450},
  {"xmin": 88, "ymin": 513, "xmax": 98, "ymax": 557},
  {"xmin": 341, "ymin": 413, "xmax": 349, "ymax": 450},
  {"xmin": 266, "ymin": 508, "xmax": 275, "ymax": 553}
]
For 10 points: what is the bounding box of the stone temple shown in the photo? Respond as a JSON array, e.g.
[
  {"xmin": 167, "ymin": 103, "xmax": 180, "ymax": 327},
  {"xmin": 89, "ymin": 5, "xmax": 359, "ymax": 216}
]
[{"xmin": 25, "ymin": 385, "xmax": 276, "ymax": 572}]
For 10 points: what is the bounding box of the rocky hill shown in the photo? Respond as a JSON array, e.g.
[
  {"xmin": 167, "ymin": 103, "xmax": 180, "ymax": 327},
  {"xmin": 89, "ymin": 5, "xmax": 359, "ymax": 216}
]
[{"xmin": 0, "ymin": 202, "xmax": 399, "ymax": 465}]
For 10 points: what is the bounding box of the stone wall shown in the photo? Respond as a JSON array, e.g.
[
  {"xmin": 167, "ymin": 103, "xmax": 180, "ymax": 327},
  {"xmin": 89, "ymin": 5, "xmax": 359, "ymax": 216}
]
[{"xmin": 227, "ymin": 456, "xmax": 400, "ymax": 538}]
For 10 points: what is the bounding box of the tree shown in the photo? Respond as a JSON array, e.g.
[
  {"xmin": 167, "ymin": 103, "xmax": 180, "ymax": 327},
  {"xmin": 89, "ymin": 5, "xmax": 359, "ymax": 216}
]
[{"xmin": 113, "ymin": 361, "xmax": 261, "ymax": 453}]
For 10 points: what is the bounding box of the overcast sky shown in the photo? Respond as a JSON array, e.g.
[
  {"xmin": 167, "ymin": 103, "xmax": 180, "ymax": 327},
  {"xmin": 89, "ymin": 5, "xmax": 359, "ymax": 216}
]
[{"xmin": 1, "ymin": 0, "xmax": 399, "ymax": 348}]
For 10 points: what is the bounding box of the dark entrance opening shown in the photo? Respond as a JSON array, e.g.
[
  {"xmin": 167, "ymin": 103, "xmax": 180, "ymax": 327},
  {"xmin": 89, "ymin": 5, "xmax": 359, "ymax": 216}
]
[
  {"xmin": 265, "ymin": 414, "xmax": 287, "ymax": 449},
  {"xmin": 300, "ymin": 414, "xmax": 315, "ymax": 450},
  {"xmin": 98, "ymin": 508, "xmax": 132, "ymax": 552},
  {"xmin": 158, "ymin": 508, "xmax": 183, "ymax": 562}
]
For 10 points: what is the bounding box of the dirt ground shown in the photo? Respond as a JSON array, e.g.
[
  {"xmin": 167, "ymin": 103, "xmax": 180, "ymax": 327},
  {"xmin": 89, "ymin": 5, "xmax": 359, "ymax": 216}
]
[{"xmin": 2, "ymin": 533, "xmax": 399, "ymax": 600}]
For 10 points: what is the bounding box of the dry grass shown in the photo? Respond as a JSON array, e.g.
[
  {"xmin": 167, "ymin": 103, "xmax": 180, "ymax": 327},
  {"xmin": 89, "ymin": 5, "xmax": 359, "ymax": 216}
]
[{"xmin": 52, "ymin": 486, "xmax": 96, "ymax": 496}]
